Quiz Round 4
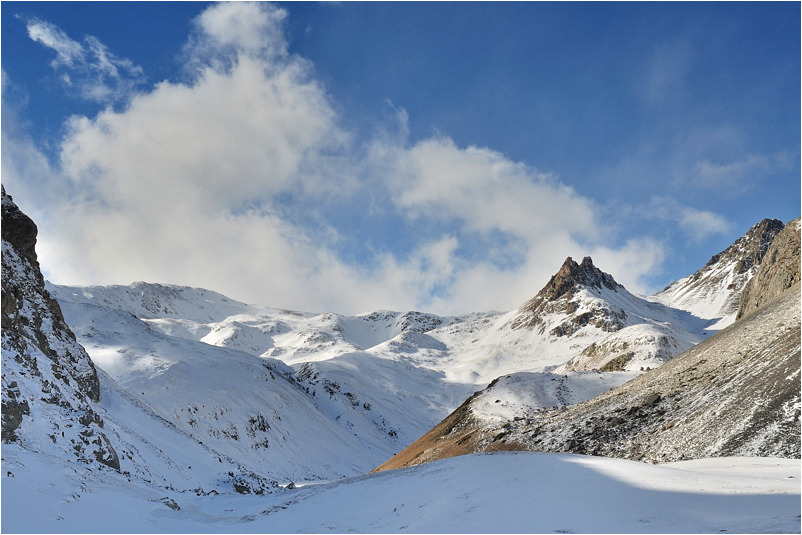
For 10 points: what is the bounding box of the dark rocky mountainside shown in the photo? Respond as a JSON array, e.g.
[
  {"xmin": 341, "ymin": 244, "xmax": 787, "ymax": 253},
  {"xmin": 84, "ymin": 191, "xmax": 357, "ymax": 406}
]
[
  {"xmin": 375, "ymin": 216, "xmax": 801, "ymax": 472},
  {"xmin": 1, "ymin": 186, "xmax": 118, "ymax": 468},
  {"xmin": 738, "ymin": 217, "xmax": 800, "ymax": 319},
  {"xmin": 656, "ymin": 218, "xmax": 785, "ymax": 318}
]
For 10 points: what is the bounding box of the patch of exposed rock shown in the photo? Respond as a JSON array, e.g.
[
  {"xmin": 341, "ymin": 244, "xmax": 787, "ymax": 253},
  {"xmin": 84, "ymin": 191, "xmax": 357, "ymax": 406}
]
[
  {"xmin": 737, "ymin": 217, "xmax": 801, "ymax": 320},
  {"xmin": 1, "ymin": 186, "xmax": 119, "ymax": 470}
]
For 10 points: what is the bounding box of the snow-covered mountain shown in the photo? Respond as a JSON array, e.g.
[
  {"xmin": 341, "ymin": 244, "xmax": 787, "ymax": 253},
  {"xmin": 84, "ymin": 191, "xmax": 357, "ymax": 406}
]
[
  {"xmin": 4, "ymin": 182, "xmax": 799, "ymax": 533},
  {"xmin": 45, "ymin": 220, "xmax": 787, "ymax": 476},
  {"xmin": 654, "ymin": 218, "xmax": 784, "ymax": 327},
  {"xmin": 48, "ymin": 253, "xmax": 706, "ymax": 465},
  {"xmin": 375, "ymin": 220, "xmax": 801, "ymax": 472}
]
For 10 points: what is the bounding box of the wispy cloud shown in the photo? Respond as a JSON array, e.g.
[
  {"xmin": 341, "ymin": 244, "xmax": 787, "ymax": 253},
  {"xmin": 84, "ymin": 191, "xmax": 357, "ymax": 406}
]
[
  {"xmin": 645, "ymin": 197, "xmax": 732, "ymax": 242},
  {"xmin": 23, "ymin": 16, "xmax": 144, "ymax": 104},
  {"xmin": 692, "ymin": 151, "xmax": 799, "ymax": 192}
]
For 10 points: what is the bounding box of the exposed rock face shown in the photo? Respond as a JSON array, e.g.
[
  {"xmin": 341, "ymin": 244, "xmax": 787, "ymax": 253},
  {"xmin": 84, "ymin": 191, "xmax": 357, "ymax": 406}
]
[
  {"xmin": 656, "ymin": 218, "xmax": 785, "ymax": 319},
  {"xmin": 1, "ymin": 187, "xmax": 118, "ymax": 469},
  {"xmin": 737, "ymin": 218, "xmax": 801, "ymax": 320},
  {"xmin": 508, "ymin": 256, "xmax": 625, "ymax": 333}
]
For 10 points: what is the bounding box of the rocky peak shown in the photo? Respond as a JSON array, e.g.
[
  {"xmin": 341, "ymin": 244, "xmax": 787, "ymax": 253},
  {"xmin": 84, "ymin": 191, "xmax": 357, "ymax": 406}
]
[
  {"xmin": 737, "ymin": 217, "xmax": 800, "ymax": 319},
  {"xmin": 537, "ymin": 256, "xmax": 621, "ymax": 302},
  {"xmin": 701, "ymin": 218, "xmax": 784, "ymax": 276},
  {"xmin": 508, "ymin": 256, "xmax": 625, "ymax": 332},
  {"xmin": 656, "ymin": 218, "xmax": 786, "ymax": 320},
  {"xmin": 1, "ymin": 185, "xmax": 38, "ymax": 266}
]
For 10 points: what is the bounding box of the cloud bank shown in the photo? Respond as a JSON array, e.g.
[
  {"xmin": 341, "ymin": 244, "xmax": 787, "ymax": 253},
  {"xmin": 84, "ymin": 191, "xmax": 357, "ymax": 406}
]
[{"xmin": 5, "ymin": 2, "xmax": 706, "ymax": 314}]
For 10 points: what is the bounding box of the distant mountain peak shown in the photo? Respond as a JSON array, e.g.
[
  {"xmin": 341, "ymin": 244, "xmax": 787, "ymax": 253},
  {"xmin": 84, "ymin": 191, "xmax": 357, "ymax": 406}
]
[
  {"xmin": 507, "ymin": 256, "xmax": 625, "ymax": 332},
  {"xmin": 701, "ymin": 218, "xmax": 784, "ymax": 273},
  {"xmin": 657, "ymin": 217, "xmax": 785, "ymax": 320},
  {"xmin": 537, "ymin": 256, "xmax": 621, "ymax": 302}
]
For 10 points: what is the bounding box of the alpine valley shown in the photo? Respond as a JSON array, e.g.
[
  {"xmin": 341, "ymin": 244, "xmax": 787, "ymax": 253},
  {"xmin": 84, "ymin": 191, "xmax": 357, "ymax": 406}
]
[{"xmin": 2, "ymin": 185, "xmax": 800, "ymax": 533}]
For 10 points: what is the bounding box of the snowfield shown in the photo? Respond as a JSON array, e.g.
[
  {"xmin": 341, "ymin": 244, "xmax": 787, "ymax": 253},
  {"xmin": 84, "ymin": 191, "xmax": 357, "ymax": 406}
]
[{"xmin": 2, "ymin": 449, "xmax": 799, "ymax": 534}]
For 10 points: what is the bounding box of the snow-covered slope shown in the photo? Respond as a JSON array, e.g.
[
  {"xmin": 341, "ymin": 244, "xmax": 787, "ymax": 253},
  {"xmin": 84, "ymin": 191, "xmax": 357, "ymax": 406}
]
[
  {"xmin": 45, "ymin": 249, "xmax": 753, "ymax": 477},
  {"xmin": 377, "ymin": 279, "xmax": 801, "ymax": 471},
  {"xmin": 3, "ymin": 449, "xmax": 799, "ymax": 534},
  {"xmin": 49, "ymin": 287, "xmax": 414, "ymax": 480},
  {"xmin": 654, "ymin": 218, "xmax": 784, "ymax": 327}
]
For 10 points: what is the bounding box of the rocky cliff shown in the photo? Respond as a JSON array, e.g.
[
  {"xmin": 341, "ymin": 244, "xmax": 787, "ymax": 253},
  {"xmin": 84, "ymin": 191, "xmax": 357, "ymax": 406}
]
[
  {"xmin": 737, "ymin": 218, "xmax": 801, "ymax": 320},
  {"xmin": 1, "ymin": 186, "xmax": 118, "ymax": 469},
  {"xmin": 656, "ymin": 218, "xmax": 785, "ymax": 320}
]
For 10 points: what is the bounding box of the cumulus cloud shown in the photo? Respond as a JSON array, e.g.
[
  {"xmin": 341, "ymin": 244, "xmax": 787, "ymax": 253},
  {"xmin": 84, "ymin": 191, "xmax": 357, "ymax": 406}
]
[
  {"xmin": 24, "ymin": 16, "xmax": 144, "ymax": 103},
  {"xmin": 5, "ymin": 2, "xmax": 679, "ymax": 315},
  {"xmin": 192, "ymin": 2, "xmax": 289, "ymax": 60}
]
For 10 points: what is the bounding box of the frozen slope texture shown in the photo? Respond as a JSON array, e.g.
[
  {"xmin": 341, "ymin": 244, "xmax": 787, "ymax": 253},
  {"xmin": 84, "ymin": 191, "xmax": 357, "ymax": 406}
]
[
  {"xmin": 50, "ymin": 288, "xmax": 408, "ymax": 480},
  {"xmin": 654, "ymin": 218, "xmax": 784, "ymax": 326},
  {"xmin": 3, "ymin": 450, "xmax": 799, "ymax": 534}
]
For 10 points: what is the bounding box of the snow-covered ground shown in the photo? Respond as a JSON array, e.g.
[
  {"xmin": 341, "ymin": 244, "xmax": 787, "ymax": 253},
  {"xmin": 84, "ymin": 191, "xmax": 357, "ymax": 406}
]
[
  {"xmin": 470, "ymin": 370, "xmax": 640, "ymax": 423},
  {"xmin": 3, "ymin": 448, "xmax": 798, "ymax": 534}
]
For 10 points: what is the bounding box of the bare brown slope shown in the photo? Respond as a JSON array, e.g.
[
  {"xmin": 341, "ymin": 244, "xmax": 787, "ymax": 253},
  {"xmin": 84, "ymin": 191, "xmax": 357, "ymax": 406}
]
[
  {"xmin": 375, "ymin": 283, "xmax": 801, "ymax": 471},
  {"xmin": 371, "ymin": 389, "xmax": 526, "ymax": 473}
]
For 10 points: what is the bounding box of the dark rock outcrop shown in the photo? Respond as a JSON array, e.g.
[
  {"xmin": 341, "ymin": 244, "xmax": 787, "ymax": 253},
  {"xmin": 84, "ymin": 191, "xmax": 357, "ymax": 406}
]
[{"xmin": 1, "ymin": 187, "xmax": 118, "ymax": 469}]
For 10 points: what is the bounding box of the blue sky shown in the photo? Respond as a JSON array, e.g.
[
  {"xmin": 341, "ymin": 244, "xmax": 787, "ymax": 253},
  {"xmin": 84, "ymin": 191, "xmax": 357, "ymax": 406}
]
[{"xmin": 2, "ymin": 2, "xmax": 799, "ymax": 314}]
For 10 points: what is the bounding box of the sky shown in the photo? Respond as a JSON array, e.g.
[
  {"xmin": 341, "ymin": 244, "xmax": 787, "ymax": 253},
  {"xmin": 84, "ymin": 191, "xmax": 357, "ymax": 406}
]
[{"xmin": 2, "ymin": 2, "xmax": 799, "ymax": 315}]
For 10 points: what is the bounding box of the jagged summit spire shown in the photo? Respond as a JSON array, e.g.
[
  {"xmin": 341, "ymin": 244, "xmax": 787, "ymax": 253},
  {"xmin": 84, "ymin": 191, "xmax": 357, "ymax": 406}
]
[
  {"xmin": 538, "ymin": 256, "xmax": 620, "ymax": 302},
  {"xmin": 507, "ymin": 255, "xmax": 625, "ymax": 331}
]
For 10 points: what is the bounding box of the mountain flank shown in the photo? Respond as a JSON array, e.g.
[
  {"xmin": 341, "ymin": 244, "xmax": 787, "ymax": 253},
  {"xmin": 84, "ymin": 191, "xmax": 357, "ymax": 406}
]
[
  {"xmin": 655, "ymin": 218, "xmax": 785, "ymax": 321},
  {"xmin": 738, "ymin": 217, "xmax": 801, "ymax": 319},
  {"xmin": 374, "ymin": 216, "xmax": 800, "ymax": 471}
]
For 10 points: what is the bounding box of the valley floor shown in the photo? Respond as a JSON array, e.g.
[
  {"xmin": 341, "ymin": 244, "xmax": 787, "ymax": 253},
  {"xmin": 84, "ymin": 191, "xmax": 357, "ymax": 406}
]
[{"xmin": 3, "ymin": 447, "xmax": 799, "ymax": 534}]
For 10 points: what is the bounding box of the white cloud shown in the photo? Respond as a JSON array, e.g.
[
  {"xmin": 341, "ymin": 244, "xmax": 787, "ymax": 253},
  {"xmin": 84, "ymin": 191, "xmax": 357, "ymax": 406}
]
[
  {"xmin": 25, "ymin": 18, "xmax": 84, "ymax": 67},
  {"xmin": 195, "ymin": 2, "xmax": 288, "ymax": 59},
  {"xmin": 390, "ymin": 137, "xmax": 600, "ymax": 241},
  {"xmin": 643, "ymin": 197, "xmax": 732, "ymax": 243},
  {"xmin": 24, "ymin": 16, "xmax": 144, "ymax": 103},
  {"xmin": 678, "ymin": 207, "xmax": 732, "ymax": 240},
  {"xmin": 5, "ymin": 2, "xmax": 681, "ymax": 315}
]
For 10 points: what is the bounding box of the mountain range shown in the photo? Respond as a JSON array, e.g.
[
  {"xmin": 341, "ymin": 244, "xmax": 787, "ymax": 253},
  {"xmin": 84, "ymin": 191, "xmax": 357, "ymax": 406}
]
[{"xmin": 2, "ymin": 184, "xmax": 799, "ymax": 532}]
